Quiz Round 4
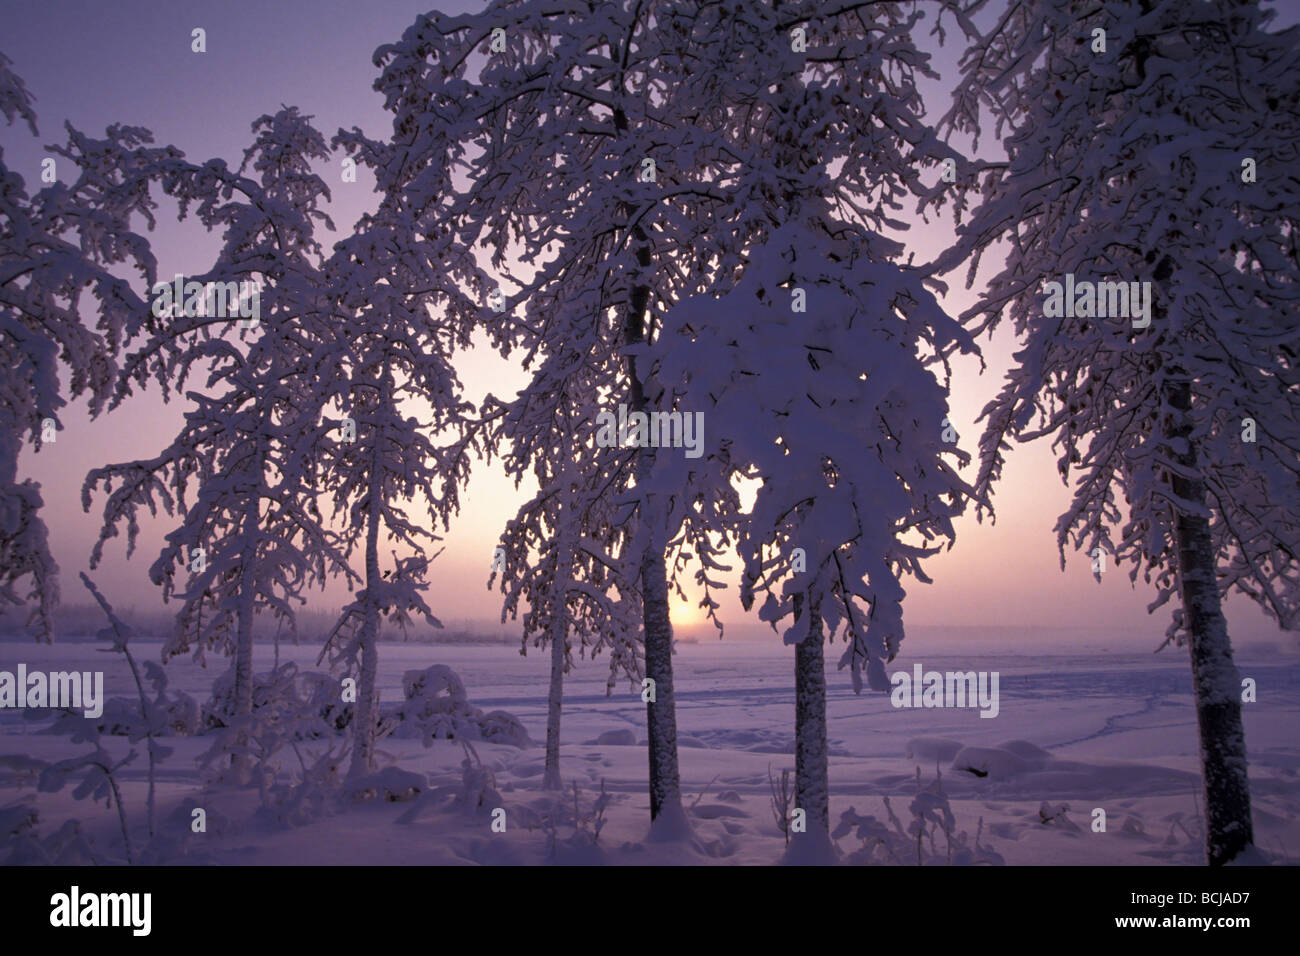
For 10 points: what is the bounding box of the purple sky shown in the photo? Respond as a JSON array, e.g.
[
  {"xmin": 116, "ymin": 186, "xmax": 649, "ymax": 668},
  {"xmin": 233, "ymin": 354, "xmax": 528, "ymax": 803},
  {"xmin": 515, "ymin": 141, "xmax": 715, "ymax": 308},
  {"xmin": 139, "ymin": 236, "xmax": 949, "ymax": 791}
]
[{"xmin": 1, "ymin": 0, "xmax": 1293, "ymax": 645}]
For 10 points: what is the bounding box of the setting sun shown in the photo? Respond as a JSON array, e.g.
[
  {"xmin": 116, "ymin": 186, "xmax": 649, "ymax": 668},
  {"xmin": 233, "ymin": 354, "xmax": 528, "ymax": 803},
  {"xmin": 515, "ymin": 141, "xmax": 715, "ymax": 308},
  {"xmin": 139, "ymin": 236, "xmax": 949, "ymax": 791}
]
[{"xmin": 671, "ymin": 596, "xmax": 708, "ymax": 630}]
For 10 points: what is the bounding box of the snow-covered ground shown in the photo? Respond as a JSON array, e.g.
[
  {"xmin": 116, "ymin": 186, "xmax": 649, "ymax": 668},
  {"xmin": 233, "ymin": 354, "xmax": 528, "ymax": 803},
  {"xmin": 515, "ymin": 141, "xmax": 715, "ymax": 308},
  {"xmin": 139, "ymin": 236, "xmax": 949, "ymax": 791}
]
[{"xmin": 2, "ymin": 637, "xmax": 1297, "ymax": 865}]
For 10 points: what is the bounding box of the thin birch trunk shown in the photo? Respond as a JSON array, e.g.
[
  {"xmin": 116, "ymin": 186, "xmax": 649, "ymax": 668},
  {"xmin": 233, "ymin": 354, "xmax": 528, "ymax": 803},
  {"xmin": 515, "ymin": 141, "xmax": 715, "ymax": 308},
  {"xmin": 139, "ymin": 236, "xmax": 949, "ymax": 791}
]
[
  {"xmin": 349, "ymin": 447, "xmax": 383, "ymax": 778},
  {"xmin": 1168, "ymin": 379, "xmax": 1254, "ymax": 865}
]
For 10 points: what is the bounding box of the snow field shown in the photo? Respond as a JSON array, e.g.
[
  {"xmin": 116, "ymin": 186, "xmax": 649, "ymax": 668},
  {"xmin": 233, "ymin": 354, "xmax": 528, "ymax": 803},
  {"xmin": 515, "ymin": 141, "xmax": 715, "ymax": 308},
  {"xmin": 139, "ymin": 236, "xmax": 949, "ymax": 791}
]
[{"xmin": 3, "ymin": 638, "xmax": 1295, "ymax": 865}]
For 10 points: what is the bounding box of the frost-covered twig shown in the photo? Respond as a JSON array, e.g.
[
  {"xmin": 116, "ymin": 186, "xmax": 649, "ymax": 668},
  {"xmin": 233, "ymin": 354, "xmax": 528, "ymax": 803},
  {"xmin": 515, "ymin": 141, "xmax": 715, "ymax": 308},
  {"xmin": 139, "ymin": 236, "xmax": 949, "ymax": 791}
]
[
  {"xmin": 81, "ymin": 572, "xmax": 157, "ymax": 838},
  {"xmin": 768, "ymin": 765, "xmax": 793, "ymax": 847}
]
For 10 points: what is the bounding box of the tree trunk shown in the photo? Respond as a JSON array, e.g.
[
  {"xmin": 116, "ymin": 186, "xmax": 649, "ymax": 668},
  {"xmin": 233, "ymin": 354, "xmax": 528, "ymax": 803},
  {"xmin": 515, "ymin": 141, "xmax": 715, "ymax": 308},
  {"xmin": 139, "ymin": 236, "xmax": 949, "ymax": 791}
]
[
  {"xmin": 543, "ymin": 509, "xmax": 574, "ymax": 790},
  {"xmin": 233, "ymin": 475, "xmax": 261, "ymax": 718},
  {"xmin": 231, "ymin": 446, "xmax": 263, "ymax": 777},
  {"xmin": 792, "ymin": 592, "xmax": 830, "ymax": 841},
  {"xmin": 1168, "ymin": 380, "xmax": 1254, "ymax": 865},
  {"xmin": 629, "ymin": 269, "xmax": 685, "ymax": 826},
  {"xmin": 543, "ymin": 609, "xmax": 566, "ymax": 791},
  {"xmin": 349, "ymin": 460, "xmax": 383, "ymax": 779},
  {"xmin": 612, "ymin": 103, "xmax": 686, "ymax": 829},
  {"xmin": 785, "ymin": 591, "xmax": 836, "ymax": 862},
  {"xmin": 641, "ymin": 519, "xmax": 684, "ymax": 825}
]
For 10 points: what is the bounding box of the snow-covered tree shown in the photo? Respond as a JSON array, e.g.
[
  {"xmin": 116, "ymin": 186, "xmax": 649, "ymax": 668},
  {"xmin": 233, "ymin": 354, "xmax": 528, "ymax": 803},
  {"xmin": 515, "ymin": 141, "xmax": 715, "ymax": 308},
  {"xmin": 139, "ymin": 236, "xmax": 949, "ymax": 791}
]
[
  {"xmin": 368, "ymin": 0, "xmax": 734, "ymax": 828},
  {"xmin": 0, "ymin": 52, "xmax": 176, "ymax": 640},
  {"xmin": 489, "ymin": 354, "xmax": 644, "ymax": 791},
  {"xmin": 930, "ymin": 0, "xmax": 1300, "ymax": 864},
  {"xmin": 644, "ymin": 0, "xmax": 975, "ymax": 859},
  {"xmin": 309, "ymin": 184, "xmax": 474, "ymax": 778},
  {"xmin": 85, "ymin": 109, "xmax": 354, "ymax": 746}
]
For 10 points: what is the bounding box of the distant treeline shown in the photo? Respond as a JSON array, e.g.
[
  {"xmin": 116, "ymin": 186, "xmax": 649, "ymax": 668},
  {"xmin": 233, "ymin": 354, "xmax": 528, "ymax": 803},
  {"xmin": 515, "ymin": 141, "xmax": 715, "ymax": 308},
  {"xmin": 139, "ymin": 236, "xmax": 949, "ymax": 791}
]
[{"xmin": 0, "ymin": 604, "xmax": 517, "ymax": 646}]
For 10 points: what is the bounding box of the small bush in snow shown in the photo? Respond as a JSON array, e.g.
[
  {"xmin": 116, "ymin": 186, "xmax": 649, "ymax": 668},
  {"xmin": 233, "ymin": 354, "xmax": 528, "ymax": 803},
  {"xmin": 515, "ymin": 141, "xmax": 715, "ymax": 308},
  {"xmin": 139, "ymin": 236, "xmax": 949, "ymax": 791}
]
[
  {"xmin": 833, "ymin": 768, "xmax": 1005, "ymax": 866},
  {"xmin": 199, "ymin": 661, "xmax": 346, "ymax": 794},
  {"xmin": 391, "ymin": 664, "xmax": 530, "ymax": 748}
]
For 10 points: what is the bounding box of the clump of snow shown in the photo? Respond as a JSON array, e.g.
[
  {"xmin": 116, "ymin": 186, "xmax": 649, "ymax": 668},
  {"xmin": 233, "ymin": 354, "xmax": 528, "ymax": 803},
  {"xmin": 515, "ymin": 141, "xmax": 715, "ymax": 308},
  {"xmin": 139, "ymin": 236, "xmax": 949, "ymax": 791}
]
[
  {"xmin": 477, "ymin": 710, "xmax": 531, "ymax": 748},
  {"xmin": 905, "ymin": 736, "xmax": 964, "ymax": 764},
  {"xmin": 691, "ymin": 804, "xmax": 750, "ymax": 820},
  {"xmin": 1225, "ymin": 844, "xmax": 1272, "ymax": 866},
  {"xmin": 346, "ymin": 767, "xmax": 426, "ymax": 804},
  {"xmin": 782, "ymin": 827, "xmax": 840, "ymax": 865},
  {"xmin": 1118, "ymin": 814, "xmax": 1150, "ymax": 840},
  {"xmin": 591, "ymin": 729, "xmax": 636, "ymax": 746},
  {"xmin": 93, "ymin": 693, "xmax": 200, "ymax": 737},
  {"xmin": 951, "ymin": 746, "xmax": 1031, "ymax": 780},
  {"xmin": 646, "ymin": 801, "xmax": 695, "ymax": 843},
  {"xmin": 201, "ymin": 664, "xmax": 341, "ymax": 735},
  {"xmin": 1037, "ymin": 802, "xmax": 1078, "ymax": 831},
  {"xmin": 998, "ymin": 740, "xmax": 1053, "ymax": 764}
]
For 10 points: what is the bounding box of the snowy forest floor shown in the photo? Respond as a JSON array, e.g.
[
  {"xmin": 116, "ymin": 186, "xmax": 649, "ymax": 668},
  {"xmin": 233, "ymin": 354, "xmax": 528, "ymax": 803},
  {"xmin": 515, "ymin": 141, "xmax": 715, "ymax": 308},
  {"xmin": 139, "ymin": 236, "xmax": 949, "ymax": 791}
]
[{"xmin": 3, "ymin": 638, "xmax": 1298, "ymax": 865}]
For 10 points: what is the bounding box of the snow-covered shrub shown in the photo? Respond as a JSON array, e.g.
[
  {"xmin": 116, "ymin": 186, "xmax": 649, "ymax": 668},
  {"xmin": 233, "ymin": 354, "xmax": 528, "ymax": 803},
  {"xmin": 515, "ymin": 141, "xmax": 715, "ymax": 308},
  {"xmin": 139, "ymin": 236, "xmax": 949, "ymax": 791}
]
[
  {"xmin": 0, "ymin": 803, "xmax": 38, "ymax": 841},
  {"xmin": 768, "ymin": 765, "xmax": 793, "ymax": 847},
  {"xmin": 391, "ymin": 664, "xmax": 530, "ymax": 748},
  {"xmin": 832, "ymin": 807, "xmax": 907, "ymax": 865},
  {"xmin": 1038, "ymin": 802, "xmax": 1079, "ymax": 832},
  {"xmin": 133, "ymin": 799, "xmax": 226, "ymax": 865},
  {"xmin": 200, "ymin": 661, "xmax": 347, "ymax": 735},
  {"xmin": 908, "ymin": 768, "xmax": 958, "ymax": 862},
  {"xmin": 477, "ymin": 709, "xmax": 531, "ymax": 748},
  {"xmin": 9, "ymin": 576, "xmax": 180, "ymax": 864},
  {"xmin": 833, "ymin": 768, "xmax": 1005, "ymax": 866},
  {"xmin": 344, "ymin": 767, "xmax": 426, "ymax": 805},
  {"xmin": 92, "ymin": 697, "xmax": 145, "ymax": 737},
  {"xmin": 520, "ymin": 780, "xmax": 611, "ymax": 861},
  {"xmin": 255, "ymin": 745, "xmax": 349, "ymax": 829},
  {"xmin": 3, "ymin": 813, "xmax": 98, "ymax": 866},
  {"xmin": 0, "ymin": 803, "xmax": 45, "ymax": 864},
  {"xmin": 453, "ymin": 742, "xmax": 502, "ymax": 817},
  {"xmin": 390, "ymin": 740, "xmax": 515, "ymax": 827},
  {"xmin": 94, "ymin": 678, "xmax": 199, "ymax": 738},
  {"xmin": 198, "ymin": 661, "xmax": 344, "ymax": 791},
  {"xmin": 203, "ymin": 664, "xmax": 304, "ymax": 731},
  {"xmin": 30, "ymin": 746, "xmax": 139, "ymax": 863},
  {"xmin": 392, "ymin": 665, "xmax": 474, "ymax": 741}
]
